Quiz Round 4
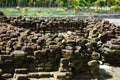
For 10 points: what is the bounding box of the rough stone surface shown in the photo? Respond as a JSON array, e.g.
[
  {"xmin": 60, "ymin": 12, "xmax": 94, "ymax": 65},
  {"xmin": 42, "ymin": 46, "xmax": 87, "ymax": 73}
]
[{"xmin": 0, "ymin": 16, "xmax": 120, "ymax": 80}]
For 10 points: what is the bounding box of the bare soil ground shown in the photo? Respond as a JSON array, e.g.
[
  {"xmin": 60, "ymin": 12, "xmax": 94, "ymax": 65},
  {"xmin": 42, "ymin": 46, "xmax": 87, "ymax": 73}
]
[
  {"xmin": 104, "ymin": 19, "xmax": 120, "ymax": 26},
  {"xmin": 105, "ymin": 66, "xmax": 120, "ymax": 80}
]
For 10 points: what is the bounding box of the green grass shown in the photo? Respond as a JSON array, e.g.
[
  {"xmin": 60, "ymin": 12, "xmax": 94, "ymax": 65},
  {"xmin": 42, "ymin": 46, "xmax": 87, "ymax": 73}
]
[{"xmin": 0, "ymin": 9, "xmax": 84, "ymax": 16}]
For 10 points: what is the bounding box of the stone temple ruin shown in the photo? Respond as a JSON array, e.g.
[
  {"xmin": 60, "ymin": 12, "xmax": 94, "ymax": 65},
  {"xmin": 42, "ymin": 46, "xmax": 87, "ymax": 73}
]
[{"xmin": 0, "ymin": 13, "xmax": 120, "ymax": 80}]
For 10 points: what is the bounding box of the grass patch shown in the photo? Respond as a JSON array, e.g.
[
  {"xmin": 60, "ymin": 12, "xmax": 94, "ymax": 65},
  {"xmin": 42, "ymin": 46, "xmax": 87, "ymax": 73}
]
[{"xmin": 0, "ymin": 8, "xmax": 84, "ymax": 16}]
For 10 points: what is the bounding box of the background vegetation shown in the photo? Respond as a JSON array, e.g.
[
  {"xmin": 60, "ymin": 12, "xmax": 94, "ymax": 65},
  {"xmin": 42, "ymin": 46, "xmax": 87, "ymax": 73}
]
[
  {"xmin": 0, "ymin": 0, "xmax": 120, "ymax": 8},
  {"xmin": 0, "ymin": 0, "xmax": 120, "ymax": 16}
]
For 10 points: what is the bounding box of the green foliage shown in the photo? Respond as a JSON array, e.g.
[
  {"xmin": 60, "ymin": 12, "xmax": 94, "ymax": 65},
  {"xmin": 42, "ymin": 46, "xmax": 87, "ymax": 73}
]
[
  {"xmin": 115, "ymin": 0, "xmax": 120, "ymax": 5},
  {"xmin": 95, "ymin": 0, "xmax": 106, "ymax": 7},
  {"xmin": 0, "ymin": 0, "xmax": 119, "ymax": 8},
  {"xmin": 16, "ymin": 6, "xmax": 20, "ymax": 10},
  {"xmin": 56, "ymin": 0, "xmax": 63, "ymax": 4},
  {"xmin": 94, "ymin": 9, "xmax": 100, "ymax": 13},
  {"xmin": 74, "ymin": 6, "xmax": 82, "ymax": 13},
  {"xmin": 79, "ymin": 0, "xmax": 86, "ymax": 7},
  {"xmin": 21, "ymin": 7, "xmax": 28, "ymax": 15},
  {"xmin": 111, "ymin": 5, "xmax": 120, "ymax": 11},
  {"xmin": 74, "ymin": 6, "xmax": 82, "ymax": 10},
  {"xmin": 74, "ymin": 0, "xmax": 80, "ymax": 6},
  {"xmin": 61, "ymin": 7, "xmax": 68, "ymax": 11}
]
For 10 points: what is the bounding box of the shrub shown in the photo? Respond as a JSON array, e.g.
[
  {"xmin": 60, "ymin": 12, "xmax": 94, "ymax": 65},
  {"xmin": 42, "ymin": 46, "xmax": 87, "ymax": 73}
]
[
  {"xmin": 74, "ymin": 6, "xmax": 82, "ymax": 13},
  {"xmin": 111, "ymin": 5, "xmax": 120, "ymax": 11}
]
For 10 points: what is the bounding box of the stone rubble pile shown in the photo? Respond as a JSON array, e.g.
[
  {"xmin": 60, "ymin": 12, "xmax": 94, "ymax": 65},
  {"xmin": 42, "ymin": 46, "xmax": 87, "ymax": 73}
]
[{"xmin": 0, "ymin": 16, "xmax": 120, "ymax": 80}]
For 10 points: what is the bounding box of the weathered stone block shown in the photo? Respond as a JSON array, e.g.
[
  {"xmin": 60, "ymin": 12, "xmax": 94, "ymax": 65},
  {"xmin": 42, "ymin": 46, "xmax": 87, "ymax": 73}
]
[
  {"xmin": 15, "ymin": 68, "xmax": 27, "ymax": 74},
  {"xmin": 54, "ymin": 73, "xmax": 66, "ymax": 79},
  {"xmin": 34, "ymin": 50, "xmax": 46, "ymax": 59},
  {"xmin": 15, "ymin": 74, "xmax": 29, "ymax": 80},
  {"xmin": 12, "ymin": 50, "xmax": 26, "ymax": 57},
  {"xmin": 1, "ymin": 73, "xmax": 12, "ymax": 78}
]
